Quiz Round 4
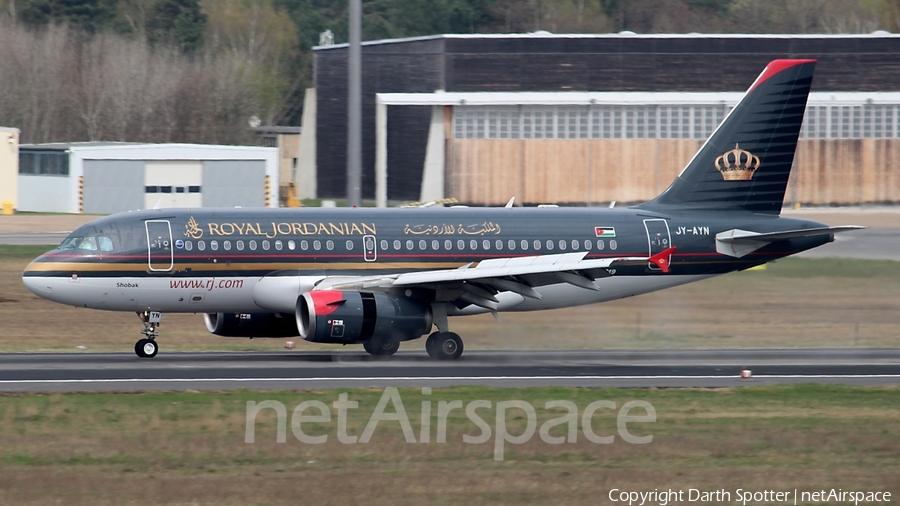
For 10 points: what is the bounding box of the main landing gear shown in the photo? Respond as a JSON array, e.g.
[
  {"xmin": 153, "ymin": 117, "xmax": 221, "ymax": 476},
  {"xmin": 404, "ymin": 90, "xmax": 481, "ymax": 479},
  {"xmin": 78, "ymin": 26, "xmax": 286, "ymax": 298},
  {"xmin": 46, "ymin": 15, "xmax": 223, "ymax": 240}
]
[
  {"xmin": 363, "ymin": 337, "xmax": 400, "ymax": 356},
  {"xmin": 425, "ymin": 332, "xmax": 464, "ymax": 360},
  {"xmin": 422, "ymin": 303, "xmax": 464, "ymax": 360},
  {"xmin": 135, "ymin": 311, "xmax": 161, "ymax": 358}
]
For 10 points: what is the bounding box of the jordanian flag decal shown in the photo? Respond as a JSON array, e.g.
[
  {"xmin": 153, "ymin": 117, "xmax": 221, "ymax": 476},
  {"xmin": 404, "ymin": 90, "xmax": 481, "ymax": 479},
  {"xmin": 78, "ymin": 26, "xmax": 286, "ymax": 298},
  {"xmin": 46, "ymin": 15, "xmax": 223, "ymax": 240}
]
[{"xmin": 594, "ymin": 227, "xmax": 616, "ymax": 238}]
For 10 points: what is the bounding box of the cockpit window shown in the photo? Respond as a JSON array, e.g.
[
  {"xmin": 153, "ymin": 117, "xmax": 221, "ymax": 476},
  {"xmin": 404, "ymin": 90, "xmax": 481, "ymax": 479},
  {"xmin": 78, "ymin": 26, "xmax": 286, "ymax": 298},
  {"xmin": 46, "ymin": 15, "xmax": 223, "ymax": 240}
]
[{"xmin": 58, "ymin": 236, "xmax": 115, "ymax": 252}]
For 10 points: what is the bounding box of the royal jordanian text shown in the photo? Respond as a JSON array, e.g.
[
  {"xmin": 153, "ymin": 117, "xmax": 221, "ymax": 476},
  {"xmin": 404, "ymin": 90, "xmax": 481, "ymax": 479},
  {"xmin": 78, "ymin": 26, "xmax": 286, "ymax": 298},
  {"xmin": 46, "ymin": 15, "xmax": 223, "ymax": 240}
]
[
  {"xmin": 206, "ymin": 221, "xmax": 377, "ymax": 238},
  {"xmin": 608, "ymin": 488, "xmax": 892, "ymax": 505}
]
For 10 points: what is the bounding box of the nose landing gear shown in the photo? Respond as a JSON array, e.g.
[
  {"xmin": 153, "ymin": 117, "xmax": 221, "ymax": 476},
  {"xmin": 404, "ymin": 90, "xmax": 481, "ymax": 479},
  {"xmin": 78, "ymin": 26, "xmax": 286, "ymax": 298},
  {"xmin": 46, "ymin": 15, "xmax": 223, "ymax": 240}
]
[{"xmin": 135, "ymin": 311, "xmax": 161, "ymax": 358}]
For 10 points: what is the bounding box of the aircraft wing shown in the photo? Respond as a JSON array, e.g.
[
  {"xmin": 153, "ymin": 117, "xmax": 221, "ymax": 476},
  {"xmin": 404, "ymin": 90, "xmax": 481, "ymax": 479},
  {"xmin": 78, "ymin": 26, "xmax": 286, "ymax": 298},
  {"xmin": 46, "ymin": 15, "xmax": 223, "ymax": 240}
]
[
  {"xmin": 316, "ymin": 248, "xmax": 675, "ymax": 310},
  {"xmin": 716, "ymin": 225, "xmax": 866, "ymax": 258}
]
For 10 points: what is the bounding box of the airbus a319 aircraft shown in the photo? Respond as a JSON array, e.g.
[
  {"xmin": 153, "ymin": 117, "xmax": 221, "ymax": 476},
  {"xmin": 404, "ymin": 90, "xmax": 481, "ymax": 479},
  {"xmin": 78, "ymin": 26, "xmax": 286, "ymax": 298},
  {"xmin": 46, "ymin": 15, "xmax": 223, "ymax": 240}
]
[{"xmin": 23, "ymin": 59, "xmax": 862, "ymax": 360}]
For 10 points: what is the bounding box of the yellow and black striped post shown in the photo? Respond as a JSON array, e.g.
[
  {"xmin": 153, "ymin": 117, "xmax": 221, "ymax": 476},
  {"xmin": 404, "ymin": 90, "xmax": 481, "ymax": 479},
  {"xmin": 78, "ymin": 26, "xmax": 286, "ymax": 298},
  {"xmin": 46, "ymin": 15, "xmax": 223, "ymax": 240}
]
[
  {"xmin": 78, "ymin": 176, "xmax": 84, "ymax": 213},
  {"xmin": 265, "ymin": 175, "xmax": 271, "ymax": 207}
]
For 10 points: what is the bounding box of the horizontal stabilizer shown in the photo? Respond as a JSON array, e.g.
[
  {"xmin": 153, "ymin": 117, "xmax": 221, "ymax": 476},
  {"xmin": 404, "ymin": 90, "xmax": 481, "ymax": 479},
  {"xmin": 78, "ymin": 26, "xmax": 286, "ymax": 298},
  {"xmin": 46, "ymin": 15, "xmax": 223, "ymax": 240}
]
[{"xmin": 716, "ymin": 226, "xmax": 865, "ymax": 258}]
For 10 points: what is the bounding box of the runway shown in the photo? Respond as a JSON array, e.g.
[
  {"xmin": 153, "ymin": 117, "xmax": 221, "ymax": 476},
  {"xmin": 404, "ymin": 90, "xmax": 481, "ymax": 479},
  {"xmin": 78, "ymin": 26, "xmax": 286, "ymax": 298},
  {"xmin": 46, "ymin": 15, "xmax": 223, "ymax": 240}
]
[{"xmin": 1, "ymin": 348, "xmax": 898, "ymax": 392}]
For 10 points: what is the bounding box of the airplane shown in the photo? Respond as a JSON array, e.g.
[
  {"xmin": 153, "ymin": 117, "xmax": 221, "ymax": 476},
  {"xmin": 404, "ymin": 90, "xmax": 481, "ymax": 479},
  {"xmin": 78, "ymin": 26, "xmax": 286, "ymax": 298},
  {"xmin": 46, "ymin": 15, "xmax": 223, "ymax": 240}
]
[{"xmin": 22, "ymin": 59, "xmax": 864, "ymax": 360}]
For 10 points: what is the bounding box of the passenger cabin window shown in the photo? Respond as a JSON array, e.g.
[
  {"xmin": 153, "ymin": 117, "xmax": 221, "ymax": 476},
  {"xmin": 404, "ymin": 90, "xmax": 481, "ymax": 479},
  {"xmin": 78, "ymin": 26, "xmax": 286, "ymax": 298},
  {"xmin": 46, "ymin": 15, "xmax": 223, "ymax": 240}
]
[
  {"xmin": 250, "ymin": 240, "xmax": 257, "ymax": 250},
  {"xmin": 237, "ymin": 240, "xmax": 245, "ymax": 251},
  {"xmin": 610, "ymin": 240, "xmax": 618, "ymax": 250},
  {"xmin": 262, "ymin": 240, "xmax": 270, "ymax": 250},
  {"xmin": 457, "ymin": 239, "xmax": 465, "ymax": 250},
  {"xmin": 198, "ymin": 241, "xmax": 206, "ymax": 251},
  {"xmin": 326, "ymin": 240, "xmax": 334, "ymax": 250},
  {"xmin": 288, "ymin": 240, "xmax": 296, "ymax": 251},
  {"xmin": 381, "ymin": 240, "xmax": 388, "ymax": 251},
  {"xmin": 211, "ymin": 241, "xmax": 219, "ymax": 251},
  {"xmin": 224, "ymin": 240, "xmax": 231, "ymax": 250},
  {"xmin": 185, "ymin": 241, "xmax": 193, "ymax": 251},
  {"xmin": 313, "ymin": 240, "xmax": 321, "ymax": 251},
  {"xmin": 394, "ymin": 240, "xmax": 401, "ymax": 250},
  {"xmin": 301, "ymin": 240, "xmax": 308, "ymax": 251},
  {"xmin": 444, "ymin": 240, "xmax": 452, "ymax": 250},
  {"xmin": 584, "ymin": 240, "xmax": 592, "ymax": 250},
  {"xmin": 469, "ymin": 239, "xmax": 477, "ymax": 250},
  {"xmin": 346, "ymin": 240, "xmax": 354, "ymax": 250},
  {"xmin": 275, "ymin": 240, "xmax": 283, "ymax": 251},
  {"xmin": 521, "ymin": 240, "xmax": 528, "ymax": 250}
]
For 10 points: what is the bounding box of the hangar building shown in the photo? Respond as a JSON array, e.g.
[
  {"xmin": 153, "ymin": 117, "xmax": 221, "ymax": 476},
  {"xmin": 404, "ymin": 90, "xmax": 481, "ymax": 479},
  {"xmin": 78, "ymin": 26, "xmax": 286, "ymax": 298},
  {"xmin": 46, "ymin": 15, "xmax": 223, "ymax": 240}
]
[
  {"xmin": 309, "ymin": 33, "xmax": 900, "ymax": 206},
  {"xmin": 17, "ymin": 143, "xmax": 278, "ymax": 214}
]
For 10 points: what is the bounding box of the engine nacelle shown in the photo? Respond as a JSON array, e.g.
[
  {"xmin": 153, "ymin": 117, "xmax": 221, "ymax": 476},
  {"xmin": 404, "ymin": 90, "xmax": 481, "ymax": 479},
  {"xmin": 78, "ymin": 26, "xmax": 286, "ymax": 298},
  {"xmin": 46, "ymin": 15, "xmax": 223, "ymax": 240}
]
[
  {"xmin": 204, "ymin": 312, "xmax": 299, "ymax": 338},
  {"xmin": 296, "ymin": 291, "xmax": 432, "ymax": 344}
]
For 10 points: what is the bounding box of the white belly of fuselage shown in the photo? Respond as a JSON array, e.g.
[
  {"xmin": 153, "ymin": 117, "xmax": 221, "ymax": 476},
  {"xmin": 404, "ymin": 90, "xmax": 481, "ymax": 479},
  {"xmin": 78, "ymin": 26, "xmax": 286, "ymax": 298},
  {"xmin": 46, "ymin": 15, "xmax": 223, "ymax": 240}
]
[{"xmin": 24, "ymin": 273, "xmax": 713, "ymax": 315}]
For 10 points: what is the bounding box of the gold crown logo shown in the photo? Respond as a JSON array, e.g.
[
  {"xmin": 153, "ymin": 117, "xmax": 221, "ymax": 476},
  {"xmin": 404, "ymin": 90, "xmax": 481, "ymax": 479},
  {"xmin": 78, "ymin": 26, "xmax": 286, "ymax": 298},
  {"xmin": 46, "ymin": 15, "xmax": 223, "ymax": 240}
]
[{"xmin": 715, "ymin": 143, "xmax": 760, "ymax": 181}]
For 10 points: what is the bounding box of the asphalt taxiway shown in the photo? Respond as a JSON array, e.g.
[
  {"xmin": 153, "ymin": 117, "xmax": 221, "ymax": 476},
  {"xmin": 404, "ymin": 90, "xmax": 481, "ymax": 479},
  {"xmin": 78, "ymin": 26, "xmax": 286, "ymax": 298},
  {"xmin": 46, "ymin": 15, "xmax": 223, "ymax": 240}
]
[{"xmin": 0, "ymin": 348, "xmax": 898, "ymax": 392}]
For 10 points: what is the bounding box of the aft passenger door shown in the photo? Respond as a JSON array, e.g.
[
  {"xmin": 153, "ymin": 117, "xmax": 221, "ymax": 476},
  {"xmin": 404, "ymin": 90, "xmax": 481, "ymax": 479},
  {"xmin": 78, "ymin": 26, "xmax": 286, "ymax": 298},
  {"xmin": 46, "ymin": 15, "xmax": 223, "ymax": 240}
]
[
  {"xmin": 145, "ymin": 220, "xmax": 173, "ymax": 272},
  {"xmin": 643, "ymin": 219, "xmax": 671, "ymax": 271},
  {"xmin": 363, "ymin": 234, "xmax": 377, "ymax": 262}
]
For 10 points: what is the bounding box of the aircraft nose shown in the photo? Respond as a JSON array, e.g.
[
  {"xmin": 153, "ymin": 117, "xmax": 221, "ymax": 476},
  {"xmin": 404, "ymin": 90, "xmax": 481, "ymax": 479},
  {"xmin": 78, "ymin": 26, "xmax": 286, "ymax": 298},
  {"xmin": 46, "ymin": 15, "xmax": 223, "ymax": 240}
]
[{"xmin": 22, "ymin": 260, "xmax": 54, "ymax": 297}]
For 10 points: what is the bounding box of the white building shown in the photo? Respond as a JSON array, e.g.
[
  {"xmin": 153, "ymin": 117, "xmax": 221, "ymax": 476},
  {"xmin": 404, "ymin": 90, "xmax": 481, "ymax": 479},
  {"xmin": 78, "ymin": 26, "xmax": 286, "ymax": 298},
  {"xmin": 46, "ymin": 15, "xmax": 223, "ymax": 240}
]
[{"xmin": 18, "ymin": 143, "xmax": 279, "ymax": 214}]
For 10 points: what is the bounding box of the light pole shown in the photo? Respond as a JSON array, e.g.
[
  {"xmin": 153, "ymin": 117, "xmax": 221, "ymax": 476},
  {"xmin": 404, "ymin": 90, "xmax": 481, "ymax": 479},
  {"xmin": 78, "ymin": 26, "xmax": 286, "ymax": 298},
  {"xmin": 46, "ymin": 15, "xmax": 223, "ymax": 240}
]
[{"xmin": 347, "ymin": 0, "xmax": 362, "ymax": 207}]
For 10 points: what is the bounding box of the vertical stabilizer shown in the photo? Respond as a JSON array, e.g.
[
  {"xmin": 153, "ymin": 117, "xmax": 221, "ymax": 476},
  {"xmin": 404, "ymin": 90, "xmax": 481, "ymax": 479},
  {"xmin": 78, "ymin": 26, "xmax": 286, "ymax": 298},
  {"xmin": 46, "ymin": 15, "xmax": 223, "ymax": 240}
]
[{"xmin": 638, "ymin": 59, "xmax": 816, "ymax": 215}]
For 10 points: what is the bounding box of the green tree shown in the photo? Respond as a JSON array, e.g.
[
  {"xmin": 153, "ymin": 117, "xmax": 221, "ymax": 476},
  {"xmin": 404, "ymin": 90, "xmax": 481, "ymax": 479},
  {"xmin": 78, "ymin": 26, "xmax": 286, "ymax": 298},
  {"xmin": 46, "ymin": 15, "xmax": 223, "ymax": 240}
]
[
  {"xmin": 20, "ymin": 0, "xmax": 119, "ymax": 32},
  {"xmin": 147, "ymin": 0, "xmax": 206, "ymax": 51}
]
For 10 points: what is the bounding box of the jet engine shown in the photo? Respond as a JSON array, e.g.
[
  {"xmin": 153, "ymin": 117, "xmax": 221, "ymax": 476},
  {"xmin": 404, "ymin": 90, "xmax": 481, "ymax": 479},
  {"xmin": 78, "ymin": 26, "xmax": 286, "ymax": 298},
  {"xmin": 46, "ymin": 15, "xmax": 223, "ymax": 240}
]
[
  {"xmin": 296, "ymin": 291, "xmax": 432, "ymax": 344},
  {"xmin": 204, "ymin": 312, "xmax": 300, "ymax": 338}
]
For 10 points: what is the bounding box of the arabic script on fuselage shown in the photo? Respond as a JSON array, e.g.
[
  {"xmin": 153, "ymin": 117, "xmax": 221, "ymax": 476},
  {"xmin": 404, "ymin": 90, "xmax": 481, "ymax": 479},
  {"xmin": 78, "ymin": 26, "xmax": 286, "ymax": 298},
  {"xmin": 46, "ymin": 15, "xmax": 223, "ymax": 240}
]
[{"xmin": 403, "ymin": 222, "xmax": 501, "ymax": 235}]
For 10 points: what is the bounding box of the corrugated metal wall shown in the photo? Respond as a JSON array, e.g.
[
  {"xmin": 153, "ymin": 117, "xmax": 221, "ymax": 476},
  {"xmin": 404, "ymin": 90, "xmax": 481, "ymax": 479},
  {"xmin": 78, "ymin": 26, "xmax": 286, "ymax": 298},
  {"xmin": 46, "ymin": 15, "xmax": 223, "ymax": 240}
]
[
  {"xmin": 448, "ymin": 139, "xmax": 900, "ymax": 206},
  {"xmin": 83, "ymin": 160, "xmax": 145, "ymax": 214},
  {"xmin": 201, "ymin": 161, "xmax": 267, "ymax": 207}
]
